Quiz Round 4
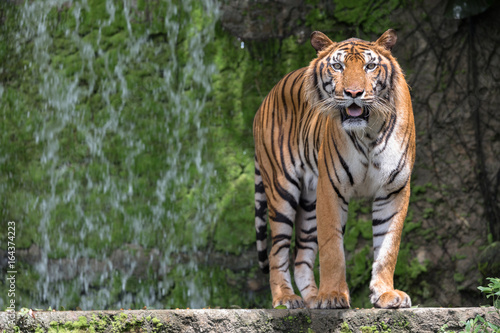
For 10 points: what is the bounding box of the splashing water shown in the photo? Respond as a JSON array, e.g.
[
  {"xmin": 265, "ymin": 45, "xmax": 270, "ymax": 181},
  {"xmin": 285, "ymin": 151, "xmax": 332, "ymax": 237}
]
[{"xmin": 0, "ymin": 0, "xmax": 220, "ymax": 309}]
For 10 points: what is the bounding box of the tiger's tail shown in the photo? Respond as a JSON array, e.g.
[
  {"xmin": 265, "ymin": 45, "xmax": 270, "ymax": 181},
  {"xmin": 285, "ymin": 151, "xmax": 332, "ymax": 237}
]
[{"xmin": 254, "ymin": 157, "xmax": 269, "ymax": 274}]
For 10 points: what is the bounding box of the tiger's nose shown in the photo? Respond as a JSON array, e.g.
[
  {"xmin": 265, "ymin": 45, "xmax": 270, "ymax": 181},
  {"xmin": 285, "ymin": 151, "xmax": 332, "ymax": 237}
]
[{"xmin": 344, "ymin": 89, "xmax": 364, "ymax": 98}]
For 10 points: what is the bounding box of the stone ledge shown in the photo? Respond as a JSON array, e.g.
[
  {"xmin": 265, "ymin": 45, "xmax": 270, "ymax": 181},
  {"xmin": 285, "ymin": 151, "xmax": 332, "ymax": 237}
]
[{"xmin": 1, "ymin": 307, "xmax": 498, "ymax": 332}]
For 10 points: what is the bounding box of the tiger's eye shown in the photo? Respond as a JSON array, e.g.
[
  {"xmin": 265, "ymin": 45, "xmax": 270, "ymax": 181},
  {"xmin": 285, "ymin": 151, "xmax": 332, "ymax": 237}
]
[
  {"xmin": 366, "ymin": 63, "xmax": 377, "ymax": 70},
  {"xmin": 332, "ymin": 63, "xmax": 343, "ymax": 70}
]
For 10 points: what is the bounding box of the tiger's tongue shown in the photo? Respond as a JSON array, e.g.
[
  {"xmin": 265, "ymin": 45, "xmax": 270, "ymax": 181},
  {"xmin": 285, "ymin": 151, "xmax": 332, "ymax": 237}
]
[{"xmin": 347, "ymin": 105, "xmax": 363, "ymax": 117}]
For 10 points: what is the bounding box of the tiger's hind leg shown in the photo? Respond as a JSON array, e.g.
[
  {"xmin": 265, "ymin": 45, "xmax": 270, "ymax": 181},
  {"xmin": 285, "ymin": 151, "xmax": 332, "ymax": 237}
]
[
  {"xmin": 255, "ymin": 158, "xmax": 269, "ymax": 274},
  {"xmin": 267, "ymin": 184, "xmax": 304, "ymax": 308},
  {"xmin": 255, "ymin": 157, "xmax": 304, "ymax": 308},
  {"xmin": 294, "ymin": 194, "xmax": 319, "ymax": 306}
]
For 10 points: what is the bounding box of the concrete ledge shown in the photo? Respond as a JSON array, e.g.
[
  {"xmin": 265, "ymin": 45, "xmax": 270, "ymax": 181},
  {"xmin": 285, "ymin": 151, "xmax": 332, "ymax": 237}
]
[{"xmin": 1, "ymin": 307, "xmax": 498, "ymax": 332}]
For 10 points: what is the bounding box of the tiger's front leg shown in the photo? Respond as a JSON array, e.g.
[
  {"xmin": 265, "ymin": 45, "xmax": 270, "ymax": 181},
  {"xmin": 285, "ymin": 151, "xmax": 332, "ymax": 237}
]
[
  {"xmin": 308, "ymin": 150, "xmax": 350, "ymax": 309},
  {"xmin": 370, "ymin": 181, "xmax": 412, "ymax": 308}
]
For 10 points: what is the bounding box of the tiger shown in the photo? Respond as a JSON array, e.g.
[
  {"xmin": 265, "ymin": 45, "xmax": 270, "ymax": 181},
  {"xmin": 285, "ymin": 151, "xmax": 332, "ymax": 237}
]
[{"xmin": 253, "ymin": 29, "xmax": 415, "ymax": 309}]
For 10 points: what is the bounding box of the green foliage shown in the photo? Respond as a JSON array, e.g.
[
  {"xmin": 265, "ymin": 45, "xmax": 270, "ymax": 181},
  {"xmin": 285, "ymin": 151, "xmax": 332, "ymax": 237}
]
[
  {"xmin": 439, "ymin": 323, "xmax": 452, "ymax": 333},
  {"xmin": 334, "ymin": 0, "xmax": 400, "ymax": 35},
  {"xmin": 306, "ymin": 0, "xmax": 402, "ymax": 39},
  {"xmin": 461, "ymin": 315, "xmax": 500, "ymax": 333},
  {"xmin": 478, "ymin": 277, "xmax": 500, "ymax": 309},
  {"xmin": 441, "ymin": 278, "xmax": 500, "ymax": 333}
]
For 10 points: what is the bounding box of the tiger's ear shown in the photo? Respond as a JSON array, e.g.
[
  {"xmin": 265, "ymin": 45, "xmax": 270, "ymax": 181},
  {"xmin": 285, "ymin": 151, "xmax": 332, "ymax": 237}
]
[
  {"xmin": 376, "ymin": 29, "xmax": 397, "ymax": 51},
  {"xmin": 310, "ymin": 31, "xmax": 334, "ymax": 53}
]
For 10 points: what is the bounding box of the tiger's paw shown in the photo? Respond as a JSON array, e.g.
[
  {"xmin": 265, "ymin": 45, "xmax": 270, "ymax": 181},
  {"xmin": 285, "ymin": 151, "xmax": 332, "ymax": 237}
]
[
  {"xmin": 273, "ymin": 294, "xmax": 305, "ymax": 309},
  {"xmin": 372, "ymin": 289, "xmax": 411, "ymax": 308},
  {"xmin": 308, "ymin": 291, "xmax": 350, "ymax": 309}
]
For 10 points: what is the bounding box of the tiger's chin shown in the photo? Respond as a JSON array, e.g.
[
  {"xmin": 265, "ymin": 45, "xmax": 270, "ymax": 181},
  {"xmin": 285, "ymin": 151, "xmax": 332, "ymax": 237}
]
[
  {"xmin": 342, "ymin": 118, "xmax": 368, "ymax": 131},
  {"xmin": 340, "ymin": 106, "xmax": 370, "ymax": 131}
]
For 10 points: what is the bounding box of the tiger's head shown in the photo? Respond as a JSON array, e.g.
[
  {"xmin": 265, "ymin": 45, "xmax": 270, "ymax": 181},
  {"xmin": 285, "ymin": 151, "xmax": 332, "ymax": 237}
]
[{"xmin": 306, "ymin": 29, "xmax": 403, "ymax": 131}]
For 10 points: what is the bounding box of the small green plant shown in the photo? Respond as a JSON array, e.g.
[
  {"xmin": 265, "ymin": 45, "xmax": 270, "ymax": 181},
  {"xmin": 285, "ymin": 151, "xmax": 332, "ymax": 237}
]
[
  {"xmin": 460, "ymin": 277, "xmax": 500, "ymax": 333},
  {"xmin": 462, "ymin": 315, "xmax": 497, "ymax": 333},
  {"xmin": 478, "ymin": 277, "xmax": 500, "ymax": 309},
  {"xmin": 439, "ymin": 323, "xmax": 451, "ymax": 333}
]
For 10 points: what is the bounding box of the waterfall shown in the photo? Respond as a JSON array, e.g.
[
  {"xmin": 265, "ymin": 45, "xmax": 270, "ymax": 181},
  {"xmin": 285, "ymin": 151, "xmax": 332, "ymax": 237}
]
[{"xmin": 0, "ymin": 0, "xmax": 220, "ymax": 309}]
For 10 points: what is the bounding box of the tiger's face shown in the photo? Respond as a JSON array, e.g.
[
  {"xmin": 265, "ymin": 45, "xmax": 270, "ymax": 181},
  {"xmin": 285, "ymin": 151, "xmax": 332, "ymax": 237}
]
[{"xmin": 306, "ymin": 30, "xmax": 399, "ymax": 131}]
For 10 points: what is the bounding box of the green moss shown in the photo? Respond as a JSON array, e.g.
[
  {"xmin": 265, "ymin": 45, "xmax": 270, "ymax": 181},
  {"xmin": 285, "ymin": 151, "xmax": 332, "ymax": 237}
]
[
  {"xmin": 48, "ymin": 328, "xmax": 83, "ymax": 333},
  {"xmin": 110, "ymin": 312, "xmax": 130, "ymax": 332},
  {"xmin": 60, "ymin": 316, "xmax": 90, "ymax": 331},
  {"xmin": 214, "ymin": 162, "xmax": 255, "ymax": 254},
  {"xmin": 44, "ymin": 313, "xmax": 158, "ymax": 333},
  {"xmin": 454, "ymin": 273, "xmax": 465, "ymax": 283},
  {"xmin": 360, "ymin": 326, "xmax": 377, "ymax": 333},
  {"xmin": 151, "ymin": 317, "xmax": 162, "ymax": 327},
  {"xmin": 340, "ymin": 321, "xmax": 352, "ymax": 333},
  {"xmin": 306, "ymin": 0, "xmax": 402, "ymax": 38},
  {"xmin": 275, "ymin": 312, "xmax": 315, "ymax": 332},
  {"xmin": 89, "ymin": 314, "xmax": 108, "ymax": 332},
  {"xmin": 359, "ymin": 322, "xmax": 393, "ymax": 333}
]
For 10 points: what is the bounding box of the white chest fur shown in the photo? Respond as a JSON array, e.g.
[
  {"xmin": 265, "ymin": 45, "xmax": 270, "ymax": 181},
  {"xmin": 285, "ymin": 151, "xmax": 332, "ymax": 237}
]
[
  {"xmin": 345, "ymin": 124, "xmax": 410, "ymax": 200},
  {"xmin": 308, "ymin": 113, "xmax": 408, "ymax": 201},
  {"xmin": 297, "ymin": 113, "xmax": 410, "ymax": 202}
]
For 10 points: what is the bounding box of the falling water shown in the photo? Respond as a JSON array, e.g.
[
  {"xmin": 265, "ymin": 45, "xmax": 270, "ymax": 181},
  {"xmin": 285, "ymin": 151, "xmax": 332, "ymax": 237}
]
[{"xmin": 0, "ymin": 0, "xmax": 220, "ymax": 309}]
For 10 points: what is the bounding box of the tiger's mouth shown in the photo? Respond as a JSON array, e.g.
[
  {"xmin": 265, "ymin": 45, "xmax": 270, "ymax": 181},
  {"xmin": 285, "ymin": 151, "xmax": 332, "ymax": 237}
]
[{"xmin": 340, "ymin": 104, "xmax": 370, "ymax": 123}]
